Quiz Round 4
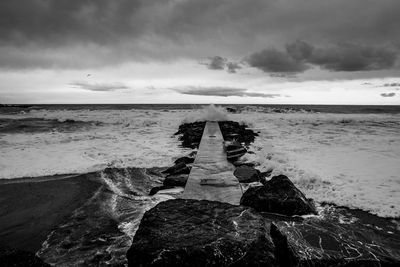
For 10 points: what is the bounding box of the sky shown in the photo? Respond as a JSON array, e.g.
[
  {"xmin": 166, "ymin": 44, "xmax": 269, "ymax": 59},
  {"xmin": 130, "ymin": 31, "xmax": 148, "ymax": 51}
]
[{"xmin": 1, "ymin": 0, "xmax": 400, "ymax": 104}]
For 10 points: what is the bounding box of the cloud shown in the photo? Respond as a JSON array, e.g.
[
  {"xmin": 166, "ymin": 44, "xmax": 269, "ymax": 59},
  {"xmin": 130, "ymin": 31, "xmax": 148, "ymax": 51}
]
[
  {"xmin": 226, "ymin": 62, "xmax": 242, "ymax": 73},
  {"xmin": 1, "ymin": 0, "xmax": 400, "ymax": 72},
  {"xmin": 247, "ymin": 41, "xmax": 397, "ymax": 73},
  {"xmin": 205, "ymin": 56, "xmax": 227, "ymax": 70},
  {"xmin": 380, "ymin": 92, "xmax": 396, "ymax": 97},
  {"xmin": 308, "ymin": 43, "xmax": 397, "ymax": 71},
  {"xmin": 384, "ymin": 82, "xmax": 400, "ymax": 87},
  {"xmin": 70, "ymin": 81, "xmax": 129, "ymax": 91},
  {"xmin": 246, "ymin": 48, "xmax": 308, "ymax": 73},
  {"xmin": 175, "ymin": 86, "xmax": 280, "ymax": 98}
]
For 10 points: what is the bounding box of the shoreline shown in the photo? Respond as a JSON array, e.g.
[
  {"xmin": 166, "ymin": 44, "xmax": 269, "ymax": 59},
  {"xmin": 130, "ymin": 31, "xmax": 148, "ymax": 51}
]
[{"xmin": 0, "ymin": 172, "xmax": 101, "ymax": 252}]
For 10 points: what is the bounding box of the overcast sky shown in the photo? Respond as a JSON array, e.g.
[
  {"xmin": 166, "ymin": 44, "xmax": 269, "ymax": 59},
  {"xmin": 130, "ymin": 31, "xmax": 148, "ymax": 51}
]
[{"xmin": 1, "ymin": 0, "xmax": 400, "ymax": 104}]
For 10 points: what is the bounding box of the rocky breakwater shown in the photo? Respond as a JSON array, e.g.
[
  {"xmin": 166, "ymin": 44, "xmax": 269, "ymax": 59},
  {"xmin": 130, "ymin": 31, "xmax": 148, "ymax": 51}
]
[
  {"xmin": 148, "ymin": 121, "xmax": 205, "ymax": 196},
  {"xmin": 132, "ymin": 120, "xmax": 400, "ymax": 266}
]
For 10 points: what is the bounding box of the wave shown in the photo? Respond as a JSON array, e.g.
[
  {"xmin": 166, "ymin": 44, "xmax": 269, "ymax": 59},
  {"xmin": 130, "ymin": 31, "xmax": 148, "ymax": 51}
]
[
  {"xmin": 38, "ymin": 167, "xmax": 182, "ymax": 266},
  {"xmin": 232, "ymin": 112, "xmax": 400, "ymax": 218},
  {"xmin": 0, "ymin": 118, "xmax": 101, "ymax": 134}
]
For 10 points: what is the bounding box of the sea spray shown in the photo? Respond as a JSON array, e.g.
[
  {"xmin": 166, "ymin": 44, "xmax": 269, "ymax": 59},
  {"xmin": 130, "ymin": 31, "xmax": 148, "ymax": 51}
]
[{"xmin": 183, "ymin": 104, "xmax": 229, "ymax": 123}]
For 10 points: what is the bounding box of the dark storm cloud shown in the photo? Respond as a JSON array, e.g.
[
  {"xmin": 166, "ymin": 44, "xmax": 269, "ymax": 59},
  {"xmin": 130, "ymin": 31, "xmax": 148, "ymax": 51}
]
[
  {"xmin": 70, "ymin": 81, "xmax": 129, "ymax": 91},
  {"xmin": 1, "ymin": 0, "xmax": 400, "ymax": 71},
  {"xmin": 175, "ymin": 86, "xmax": 280, "ymax": 98},
  {"xmin": 246, "ymin": 48, "xmax": 309, "ymax": 73},
  {"xmin": 247, "ymin": 41, "xmax": 397, "ymax": 73},
  {"xmin": 205, "ymin": 56, "xmax": 227, "ymax": 70},
  {"xmin": 380, "ymin": 92, "xmax": 396, "ymax": 97},
  {"xmin": 308, "ymin": 43, "xmax": 397, "ymax": 71}
]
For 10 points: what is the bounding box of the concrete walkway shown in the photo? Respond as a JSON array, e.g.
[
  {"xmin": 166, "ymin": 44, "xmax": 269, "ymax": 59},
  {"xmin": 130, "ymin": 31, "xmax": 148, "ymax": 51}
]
[{"xmin": 182, "ymin": 121, "xmax": 242, "ymax": 205}]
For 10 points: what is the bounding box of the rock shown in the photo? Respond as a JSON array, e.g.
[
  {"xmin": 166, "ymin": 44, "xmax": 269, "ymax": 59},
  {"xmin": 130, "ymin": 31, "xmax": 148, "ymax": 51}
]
[
  {"xmin": 218, "ymin": 121, "xmax": 258, "ymax": 146},
  {"xmin": 127, "ymin": 200, "xmax": 400, "ymax": 266},
  {"xmin": 233, "ymin": 165, "xmax": 260, "ymax": 183},
  {"xmin": 225, "ymin": 141, "xmax": 247, "ymax": 161},
  {"xmin": 148, "ymin": 185, "xmax": 175, "ymax": 195},
  {"xmin": 175, "ymin": 121, "xmax": 206, "ymax": 149},
  {"xmin": 225, "ymin": 106, "xmax": 238, "ymax": 113},
  {"xmin": 240, "ymin": 175, "xmax": 317, "ymax": 216},
  {"xmin": 127, "ymin": 199, "xmax": 277, "ymax": 267},
  {"xmin": 163, "ymin": 174, "xmax": 189, "ymax": 186},
  {"xmin": 259, "ymin": 169, "xmax": 273, "ymax": 179},
  {"xmin": 0, "ymin": 246, "xmax": 50, "ymax": 267},
  {"xmin": 161, "ymin": 162, "xmax": 191, "ymax": 175},
  {"xmin": 269, "ymin": 207, "xmax": 400, "ymax": 267},
  {"xmin": 174, "ymin": 156, "xmax": 195, "ymax": 165}
]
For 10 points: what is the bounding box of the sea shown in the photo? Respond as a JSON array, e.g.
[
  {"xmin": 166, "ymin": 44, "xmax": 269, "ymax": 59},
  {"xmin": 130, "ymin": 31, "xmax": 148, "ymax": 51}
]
[{"xmin": 1, "ymin": 104, "xmax": 400, "ymax": 265}]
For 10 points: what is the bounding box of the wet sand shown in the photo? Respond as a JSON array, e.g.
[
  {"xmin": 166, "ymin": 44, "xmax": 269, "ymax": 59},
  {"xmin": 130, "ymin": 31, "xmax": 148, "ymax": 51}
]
[{"xmin": 0, "ymin": 173, "xmax": 101, "ymax": 252}]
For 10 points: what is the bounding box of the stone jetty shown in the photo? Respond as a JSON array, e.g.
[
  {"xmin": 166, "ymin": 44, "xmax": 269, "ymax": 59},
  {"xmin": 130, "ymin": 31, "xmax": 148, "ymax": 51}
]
[{"xmin": 129, "ymin": 120, "xmax": 400, "ymax": 267}]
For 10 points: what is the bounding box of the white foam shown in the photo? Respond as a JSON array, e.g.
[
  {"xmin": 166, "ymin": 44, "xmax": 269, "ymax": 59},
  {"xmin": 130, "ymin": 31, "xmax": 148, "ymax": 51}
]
[
  {"xmin": 232, "ymin": 112, "xmax": 400, "ymax": 218},
  {"xmin": 183, "ymin": 104, "xmax": 229, "ymax": 122},
  {"xmin": 0, "ymin": 109, "xmax": 192, "ymax": 179}
]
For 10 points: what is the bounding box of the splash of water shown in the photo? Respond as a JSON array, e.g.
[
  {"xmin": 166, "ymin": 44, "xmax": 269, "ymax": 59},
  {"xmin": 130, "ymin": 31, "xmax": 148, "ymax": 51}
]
[{"xmin": 183, "ymin": 104, "xmax": 229, "ymax": 123}]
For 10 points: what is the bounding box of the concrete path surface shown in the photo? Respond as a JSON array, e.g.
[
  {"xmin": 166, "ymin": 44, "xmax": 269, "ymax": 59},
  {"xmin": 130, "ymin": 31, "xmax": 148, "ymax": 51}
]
[{"xmin": 182, "ymin": 121, "xmax": 242, "ymax": 205}]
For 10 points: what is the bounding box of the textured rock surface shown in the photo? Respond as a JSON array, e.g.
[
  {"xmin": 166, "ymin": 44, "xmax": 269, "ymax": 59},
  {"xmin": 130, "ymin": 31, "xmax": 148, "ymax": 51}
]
[
  {"xmin": 218, "ymin": 121, "xmax": 258, "ymax": 146},
  {"xmin": 127, "ymin": 199, "xmax": 277, "ymax": 267},
  {"xmin": 148, "ymin": 185, "xmax": 175, "ymax": 195},
  {"xmin": 269, "ymin": 206, "xmax": 400, "ymax": 267},
  {"xmin": 174, "ymin": 156, "xmax": 195, "ymax": 165},
  {"xmin": 174, "ymin": 121, "xmax": 206, "ymax": 149},
  {"xmin": 163, "ymin": 174, "xmax": 188, "ymax": 186},
  {"xmin": 233, "ymin": 165, "xmax": 260, "ymax": 183},
  {"xmin": 241, "ymin": 175, "xmax": 317, "ymax": 216},
  {"xmin": 0, "ymin": 246, "xmax": 50, "ymax": 267},
  {"xmin": 127, "ymin": 199, "xmax": 400, "ymax": 267},
  {"xmin": 161, "ymin": 162, "xmax": 191, "ymax": 176}
]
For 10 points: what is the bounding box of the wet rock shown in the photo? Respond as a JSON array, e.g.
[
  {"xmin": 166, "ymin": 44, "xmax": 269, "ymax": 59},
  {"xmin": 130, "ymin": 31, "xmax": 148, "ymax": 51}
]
[
  {"xmin": 174, "ymin": 156, "xmax": 195, "ymax": 165},
  {"xmin": 218, "ymin": 121, "xmax": 258, "ymax": 146},
  {"xmin": 0, "ymin": 246, "xmax": 50, "ymax": 267},
  {"xmin": 127, "ymin": 199, "xmax": 277, "ymax": 267},
  {"xmin": 241, "ymin": 175, "xmax": 317, "ymax": 216},
  {"xmin": 260, "ymin": 169, "xmax": 273, "ymax": 179},
  {"xmin": 225, "ymin": 141, "xmax": 247, "ymax": 161},
  {"xmin": 161, "ymin": 162, "xmax": 191, "ymax": 176},
  {"xmin": 225, "ymin": 107, "xmax": 238, "ymax": 113},
  {"xmin": 175, "ymin": 121, "xmax": 206, "ymax": 149},
  {"xmin": 148, "ymin": 185, "xmax": 176, "ymax": 196},
  {"xmin": 163, "ymin": 174, "xmax": 188, "ymax": 187},
  {"xmin": 269, "ymin": 208, "xmax": 400, "ymax": 267},
  {"xmin": 233, "ymin": 165, "xmax": 260, "ymax": 183}
]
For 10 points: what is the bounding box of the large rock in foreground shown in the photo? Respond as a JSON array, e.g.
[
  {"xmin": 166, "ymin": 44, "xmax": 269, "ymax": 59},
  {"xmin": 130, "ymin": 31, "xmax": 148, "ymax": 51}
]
[
  {"xmin": 127, "ymin": 199, "xmax": 277, "ymax": 266},
  {"xmin": 270, "ymin": 206, "xmax": 400, "ymax": 267},
  {"xmin": 241, "ymin": 175, "xmax": 317, "ymax": 216}
]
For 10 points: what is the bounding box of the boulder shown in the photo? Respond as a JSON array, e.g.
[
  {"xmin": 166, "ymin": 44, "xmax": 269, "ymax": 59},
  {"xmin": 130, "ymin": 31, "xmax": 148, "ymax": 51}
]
[
  {"xmin": 218, "ymin": 121, "xmax": 258, "ymax": 146},
  {"xmin": 148, "ymin": 185, "xmax": 175, "ymax": 196},
  {"xmin": 163, "ymin": 174, "xmax": 189, "ymax": 186},
  {"xmin": 174, "ymin": 156, "xmax": 195, "ymax": 165},
  {"xmin": 0, "ymin": 246, "xmax": 50, "ymax": 267},
  {"xmin": 240, "ymin": 175, "xmax": 317, "ymax": 216},
  {"xmin": 225, "ymin": 141, "xmax": 247, "ymax": 161},
  {"xmin": 269, "ymin": 206, "xmax": 400, "ymax": 266},
  {"xmin": 233, "ymin": 165, "xmax": 260, "ymax": 183},
  {"xmin": 161, "ymin": 162, "xmax": 191, "ymax": 176},
  {"xmin": 175, "ymin": 121, "xmax": 206, "ymax": 149},
  {"xmin": 127, "ymin": 199, "xmax": 277, "ymax": 267},
  {"xmin": 127, "ymin": 200, "xmax": 400, "ymax": 266}
]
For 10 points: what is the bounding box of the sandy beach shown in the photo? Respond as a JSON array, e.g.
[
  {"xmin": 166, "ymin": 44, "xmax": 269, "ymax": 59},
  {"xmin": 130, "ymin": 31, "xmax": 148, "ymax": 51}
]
[{"xmin": 0, "ymin": 173, "xmax": 101, "ymax": 252}]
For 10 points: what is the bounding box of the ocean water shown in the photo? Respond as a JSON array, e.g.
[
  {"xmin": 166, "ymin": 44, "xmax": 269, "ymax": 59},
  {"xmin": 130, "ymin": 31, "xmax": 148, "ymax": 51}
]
[{"xmin": 1, "ymin": 104, "xmax": 400, "ymax": 265}]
